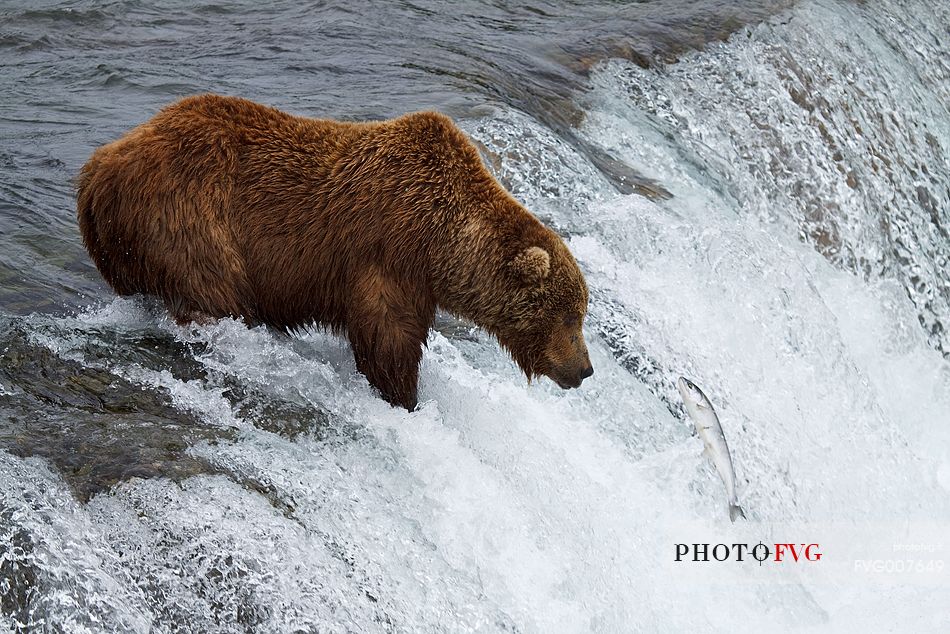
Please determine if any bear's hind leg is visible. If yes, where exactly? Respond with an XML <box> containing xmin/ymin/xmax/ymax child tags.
<box><xmin>164</xmin><ymin>295</ymin><xmax>216</xmax><ymax>326</ymax></box>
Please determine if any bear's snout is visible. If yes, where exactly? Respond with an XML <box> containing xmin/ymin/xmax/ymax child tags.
<box><xmin>550</xmin><ymin>356</ymin><xmax>594</xmax><ymax>390</ymax></box>
<box><xmin>541</xmin><ymin>324</ymin><xmax>594</xmax><ymax>390</ymax></box>
<box><xmin>565</xmin><ymin>363</ymin><xmax>593</xmax><ymax>389</ymax></box>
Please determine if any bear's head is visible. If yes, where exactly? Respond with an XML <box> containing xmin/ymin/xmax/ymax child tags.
<box><xmin>497</xmin><ymin>243</ymin><xmax>593</xmax><ymax>390</ymax></box>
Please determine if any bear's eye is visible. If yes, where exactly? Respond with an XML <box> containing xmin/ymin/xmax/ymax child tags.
<box><xmin>570</xmin><ymin>334</ymin><xmax>578</xmax><ymax>344</ymax></box>
<box><xmin>563</xmin><ymin>313</ymin><xmax>579</xmax><ymax>327</ymax></box>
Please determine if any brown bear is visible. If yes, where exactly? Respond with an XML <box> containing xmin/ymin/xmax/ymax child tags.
<box><xmin>77</xmin><ymin>94</ymin><xmax>593</xmax><ymax>410</ymax></box>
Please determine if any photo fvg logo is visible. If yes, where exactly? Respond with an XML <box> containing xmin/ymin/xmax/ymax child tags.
<box><xmin>675</xmin><ymin>542</ymin><xmax>822</xmax><ymax>564</ymax></box>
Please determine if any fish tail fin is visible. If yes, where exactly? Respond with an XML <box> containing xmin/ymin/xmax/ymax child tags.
<box><xmin>729</xmin><ymin>503</ymin><xmax>747</xmax><ymax>522</ymax></box>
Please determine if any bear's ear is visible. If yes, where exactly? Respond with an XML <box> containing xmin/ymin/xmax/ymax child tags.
<box><xmin>510</xmin><ymin>246</ymin><xmax>551</xmax><ymax>285</ymax></box>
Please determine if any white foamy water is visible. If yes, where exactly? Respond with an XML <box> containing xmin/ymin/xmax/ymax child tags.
<box><xmin>2</xmin><ymin>0</ymin><xmax>948</xmax><ymax>631</ymax></box>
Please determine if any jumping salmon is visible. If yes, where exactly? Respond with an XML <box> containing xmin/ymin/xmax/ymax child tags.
<box><xmin>676</xmin><ymin>376</ymin><xmax>746</xmax><ymax>522</ymax></box>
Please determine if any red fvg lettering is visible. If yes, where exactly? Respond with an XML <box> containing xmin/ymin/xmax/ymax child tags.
<box><xmin>774</xmin><ymin>544</ymin><xmax>822</xmax><ymax>562</ymax></box>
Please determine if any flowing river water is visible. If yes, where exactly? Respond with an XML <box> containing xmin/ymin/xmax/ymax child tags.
<box><xmin>0</xmin><ymin>0</ymin><xmax>948</xmax><ymax>631</ymax></box>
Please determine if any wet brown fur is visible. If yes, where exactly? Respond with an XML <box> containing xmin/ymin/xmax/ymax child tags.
<box><xmin>77</xmin><ymin>94</ymin><xmax>592</xmax><ymax>409</ymax></box>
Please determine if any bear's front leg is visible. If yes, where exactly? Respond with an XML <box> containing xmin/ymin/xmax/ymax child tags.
<box><xmin>348</xmin><ymin>268</ymin><xmax>433</xmax><ymax>410</ymax></box>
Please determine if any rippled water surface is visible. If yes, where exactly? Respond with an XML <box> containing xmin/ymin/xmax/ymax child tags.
<box><xmin>1</xmin><ymin>0</ymin><xmax>948</xmax><ymax>632</ymax></box>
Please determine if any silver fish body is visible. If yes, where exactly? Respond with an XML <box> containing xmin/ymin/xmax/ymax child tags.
<box><xmin>676</xmin><ymin>376</ymin><xmax>746</xmax><ymax>522</ymax></box>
